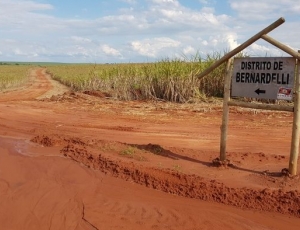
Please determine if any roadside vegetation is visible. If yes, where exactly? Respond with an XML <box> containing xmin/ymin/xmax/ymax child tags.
<box><xmin>0</xmin><ymin>65</ymin><xmax>31</xmax><ymax>91</ymax></box>
<box><xmin>0</xmin><ymin>53</ymin><xmax>229</xmax><ymax>101</ymax></box>
<box><xmin>46</xmin><ymin>53</ymin><xmax>227</xmax><ymax>102</ymax></box>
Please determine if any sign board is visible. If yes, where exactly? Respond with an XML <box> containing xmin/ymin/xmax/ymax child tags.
<box><xmin>231</xmin><ymin>57</ymin><xmax>296</xmax><ymax>100</ymax></box>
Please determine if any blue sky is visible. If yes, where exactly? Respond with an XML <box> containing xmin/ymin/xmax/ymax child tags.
<box><xmin>0</xmin><ymin>0</ymin><xmax>299</xmax><ymax>63</ymax></box>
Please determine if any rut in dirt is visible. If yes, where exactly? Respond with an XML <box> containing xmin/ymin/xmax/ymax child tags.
<box><xmin>31</xmin><ymin>135</ymin><xmax>300</xmax><ymax>217</ymax></box>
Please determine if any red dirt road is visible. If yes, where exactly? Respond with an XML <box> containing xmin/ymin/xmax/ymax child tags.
<box><xmin>0</xmin><ymin>68</ymin><xmax>300</xmax><ymax>230</ymax></box>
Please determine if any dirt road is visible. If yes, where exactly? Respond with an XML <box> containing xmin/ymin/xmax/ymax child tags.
<box><xmin>0</xmin><ymin>68</ymin><xmax>299</xmax><ymax>230</ymax></box>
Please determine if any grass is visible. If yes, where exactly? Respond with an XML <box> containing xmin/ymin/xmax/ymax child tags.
<box><xmin>172</xmin><ymin>164</ymin><xmax>182</xmax><ymax>172</ymax></box>
<box><xmin>120</xmin><ymin>146</ymin><xmax>136</xmax><ymax>157</ymax></box>
<box><xmin>0</xmin><ymin>51</ymin><xmax>238</xmax><ymax>102</ymax></box>
<box><xmin>0</xmin><ymin>65</ymin><xmax>31</xmax><ymax>91</ymax></box>
<box><xmin>120</xmin><ymin>146</ymin><xmax>147</xmax><ymax>161</ymax></box>
<box><xmin>46</xmin><ymin>53</ymin><xmax>227</xmax><ymax>102</ymax></box>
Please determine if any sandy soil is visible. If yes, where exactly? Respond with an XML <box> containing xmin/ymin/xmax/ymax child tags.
<box><xmin>0</xmin><ymin>68</ymin><xmax>300</xmax><ymax>230</ymax></box>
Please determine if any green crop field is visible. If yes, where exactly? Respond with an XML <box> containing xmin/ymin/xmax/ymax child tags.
<box><xmin>0</xmin><ymin>65</ymin><xmax>31</xmax><ymax>91</ymax></box>
<box><xmin>46</xmin><ymin>54</ymin><xmax>226</xmax><ymax>102</ymax></box>
<box><xmin>0</xmin><ymin>53</ymin><xmax>229</xmax><ymax>102</ymax></box>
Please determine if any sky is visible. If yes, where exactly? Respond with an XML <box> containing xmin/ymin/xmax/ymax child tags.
<box><xmin>0</xmin><ymin>0</ymin><xmax>299</xmax><ymax>63</ymax></box>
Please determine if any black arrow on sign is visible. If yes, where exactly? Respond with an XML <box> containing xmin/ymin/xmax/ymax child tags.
<box><xmin>255</xmin><ymin>88</ymin><xmax>266</xmax><ymax>95</ymax></box>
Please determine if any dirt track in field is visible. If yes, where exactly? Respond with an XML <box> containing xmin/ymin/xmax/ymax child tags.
<box><xmin>0</xmin><ymin>68</ymin><xmax>300</xmax><ymax>230</ymax></box>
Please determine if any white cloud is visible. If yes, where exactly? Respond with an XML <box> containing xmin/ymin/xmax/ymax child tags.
<box><xmin>202</xmin><ymin>40</ymin><xmax>208</xmax><ymax>46</ymax></box>
<box><xmin>131</xmin><ymin>37</ymin><xmax>181</xmax><ymax>58</ymax></box>
<box><xmin>0</xmin><ymin>0</ymin><xmax>54</xmax><ymax>26</ymax></box>
<box><xmin>0</xmin><ymin>0</ymin><xmax>53</xmax><ymax>12</ymax></box>
<box><xmin>14</xmin><ymin>48</ymin><xmax>24</xmax><ymax>55</ymax></box>
<box><xmin>101</xmin><ymin>45</ymin><xmax>122</xmax><ymax>57</ymax></box>
<box><xmin>226</xmin><ymin>33</ymin><xmax>239</xmax><ymax>50</ymax></box>
<box><xmin>71</xmin><ymin>36</ymin><xmax>92</xmax><ymax>43</ymax></box>
<box><xmin>0</xmin><ymin>0</ymin><xmax>232</xmax><ymax>62</ymax></box>
<box><xmin>229</xmin><ymin>0</ymin><xmax>300</xmax><ymax>20</ymax></box>
<box><xmin>151</xmin><ymin>0</ymin><xmax>180</xmax><ymax>7</ymax></box>
<box><xmin>210</xmin><ymin>38</ymin><xmax>218</xmax><ymax>46</ymax></box>
<box><xmin>0</xmin><ymin>0</ymin><xmax>298</xmax><ymax>63</ymax></box>
<box><xmin>67</xmin><ymin>45</ymin><xmax>90</xmax><ymax>58</ymax></box>
<box><xmin>149</xmin><ymin>0</ymin><xmax>229</xmax><ymax>28</ymax></box>
<box><xmin>103</xmin><ymin>14</ymin><xmax>135</xmax><ymax>22</ymax></box>
<box><xmin>11</xmin><ymin>47</ymin><xmax>43</xmax><ymax>59</ymax></box>
<box><xmin>160</xmin><ymin>9</ymin><xmax>183</xmax><ymax>18</ymax></box>
<box><xmin>245</xmin><ymin>43</ymin><xmax>285</xmax><ymax>57</ymax></box>
<box><xmin>121</xmin><ymin>0</ymin><xmax>137</xmax><ymax>4</ymax></box>
<box><xmin>0</xmin><ymin>1</ymin><xmax>63</xmax><ymax>35</ymax></box>
<box><xmin>183</xmin><ymin>46</ymin><xmax>196</xmax><ymax>56</ymax></box>
<box><xmin>248</xmin><ymin>43</ymin><xmax>270</xmax><ymax>53</ymax></box>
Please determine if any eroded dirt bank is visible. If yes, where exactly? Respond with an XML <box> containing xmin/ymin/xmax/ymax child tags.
<box><xmin>0</xmin><ymin>68</ymin><xmax>299</xmax><ymax>229</ymax></box>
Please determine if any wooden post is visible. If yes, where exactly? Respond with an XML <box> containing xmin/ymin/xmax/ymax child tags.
<box><xmin>220</xmin><ymin>59</ymin><xmax>233</xmax><ymax>161</ymax></box>
<box><xmin>289</xmin><ymin>51</ymin><xmax>300</xmax><ymax>175</ymax></box>
<box><xmin>261</xmin><ymin>35</ymin><xmax>300</xmax><ymax>60</ymax></box>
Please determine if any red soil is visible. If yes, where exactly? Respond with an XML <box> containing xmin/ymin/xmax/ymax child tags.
<box><xmin>0</xmin><ymin>68</ymin><xmax>299</xmax><ymax>230</ymax></box>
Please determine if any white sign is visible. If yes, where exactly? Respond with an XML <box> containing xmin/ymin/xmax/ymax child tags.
<box><xmin>231</xmin><ymin>57</ymin><xmax>296</xmax><ymax>100</ymax></box>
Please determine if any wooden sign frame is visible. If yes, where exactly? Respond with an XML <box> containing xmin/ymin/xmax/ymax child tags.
<box><xmin>198</xmin><ymin>17</ymin><xmax>300</xmax><ymax>175</ymax></box>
